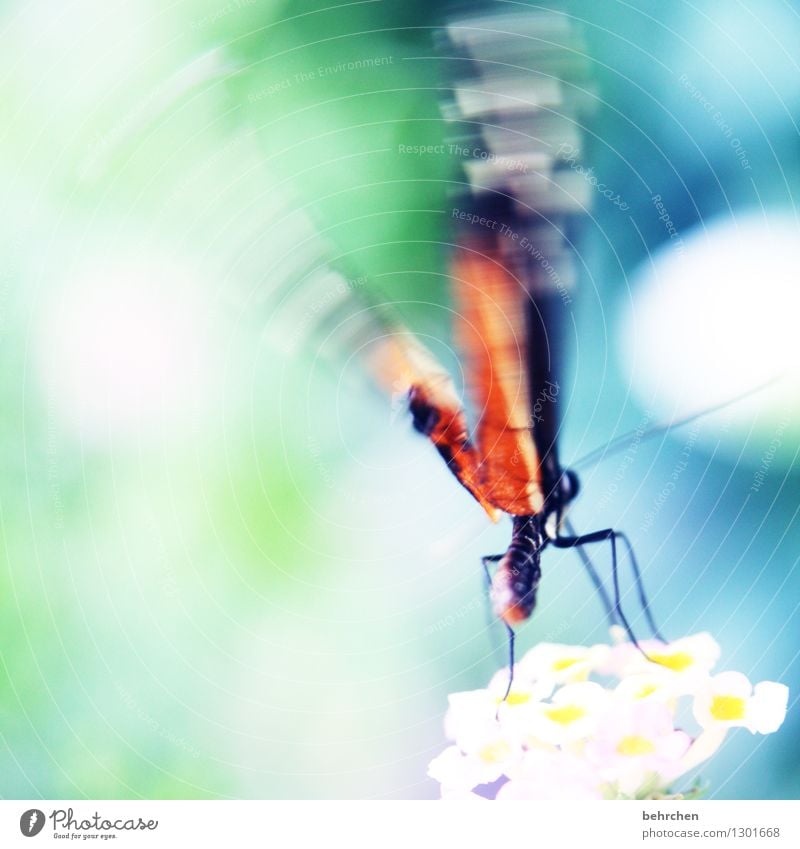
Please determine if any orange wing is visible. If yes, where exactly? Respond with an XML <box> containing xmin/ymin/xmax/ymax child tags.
<box><xmin>451</xmin><ymin>245</ymin><xmax>545</xmax><ymax>516</ymax></box>
<box><xmin>367</xmin><ymin>326</ymin><xmax>500</xmax><ymax>521</ymax></box>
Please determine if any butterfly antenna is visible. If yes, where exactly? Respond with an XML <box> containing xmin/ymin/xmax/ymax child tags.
<box><xmin>571</xmin><ymin>374</ymin><xmax>786</xmax><ymax>472</ymax></box>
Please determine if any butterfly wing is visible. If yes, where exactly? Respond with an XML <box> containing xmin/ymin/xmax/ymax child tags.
<box><xmin>451</xmin><ymin>236</ymin><xmax>545</xmax><ymax>517</ymax></box>
<box><xmin>365</xmin><ymin>319</ymin><xmax>501</xmax><ymax>522</ymax></box>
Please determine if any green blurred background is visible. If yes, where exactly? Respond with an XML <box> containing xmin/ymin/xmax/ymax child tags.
<box><xmin>1</xmin><ymin>0</ymin><xmax>798</xmax><ymax>799</ymax></box>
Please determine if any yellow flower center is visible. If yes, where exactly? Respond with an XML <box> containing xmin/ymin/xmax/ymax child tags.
<box><xmin>499</xmin><ymin>691</ymin><xmax>531</xmax><ymax>706</ymax></box>
<box><xmin>636</xmin><ymin>684</ymin><xmax>658</xmax><ymax>699</ymax></box>
<box><xmin>552</xmin><ymin>657</ymin><xmax>580</xmax><ymax>671</ymax></box>
<box><xmin>478</xmin><ymin>740</ymin><xmax>511</xmax><ymax>764</ymax></box>
<box><xmin>617</xmin><ymin>735</ymin><xmax>656</xmax><ymax>757</ymax></box>
<box><xmin>710</xmin><ymin>695</ymin><xmax>747</xmax><ymax>721</ymax></box>
<box><xmin>544</xmin><ymin>704</ymin><xmax>585</xmax><ymax>725</ymax></box>
<box><xmin>650</xmin><ymin>651</ymin><xmax>693</xmax><ymax>671</ymax></box>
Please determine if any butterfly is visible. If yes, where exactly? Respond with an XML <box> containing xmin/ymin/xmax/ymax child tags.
<box><xmin>364</xmin><ymin>192</ymin><xmax>662</xmax><ymax>661</ymax></box>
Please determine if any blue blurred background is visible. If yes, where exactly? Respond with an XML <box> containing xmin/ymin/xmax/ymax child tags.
<box><xmin>1</xmin><ymin>0</ymin><xmax>798</xmax><ymax>799</ymax></box>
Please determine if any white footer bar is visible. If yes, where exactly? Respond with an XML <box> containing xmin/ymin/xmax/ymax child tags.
<box><xmin>2</xmin><ymin>800</ymin><xmax>799</xmax><ymax>848</ymax></box>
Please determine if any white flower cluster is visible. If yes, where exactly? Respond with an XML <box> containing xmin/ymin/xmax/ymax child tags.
<box><xmin>428</xmin><ymin>630</ymin><xmax>789</xmax><ymax>800</ymax></box>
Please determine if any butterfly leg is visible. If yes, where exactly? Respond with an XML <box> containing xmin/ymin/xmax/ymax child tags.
<box><xmin>616</xmin><ymin>531</ymin><xmax>666</xmax><ymax>642</ymax></box>
<box><xmin>562</xmin><ymin>517</ymin><xmax>617</xmax><ymax>628</ymax></box>
<box><xmin>482</xmin><ymin>554</ymin><xmax>516</xmax><ymax>702</ymax></box>
<box><xmin>481</xmin><ymin>554</ymin><xmax>503</xmax><ymax>585</ymax></box>
<box><xmin>552</xmin><ymin>528</ymin><xmax>665</xmax><ymax>648</ymax></box>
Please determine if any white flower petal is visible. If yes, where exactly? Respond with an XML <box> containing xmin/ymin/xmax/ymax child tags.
<box><xmin>614</xmin><ymin>672</ymin><xmax>679</xmax><ymax>706</ymax></box>
<box><xmin>623</xmin><ymin>633</ymin><xmax>721</xmax><ymax>685</ymax></box>
<box><xmin>710</xmin><ymin>671</ymin><xmax>753</xmax><ymax>699</ymax></box>
<box><xmin>445</xmin><ymin>689</ymin><xmax>497</xmax><ymax>744</ymax></box>
<box><xmin>526</xmin><ymin>682</ymin><xmax>610</xmax><ymax>745</ymax></box>
<box><xmin>428</xmin><ymin>746</ymin><xmax>473</xmax><ymax>788</ymax></box>
<box><xmin>748</xmin><ymin>682</ymin><xmax>789</xmax><ymax>734</ymax></box>
<box><xmin>428</xmin><ymin>741</ymin><xmax>515</xmax><ymax>791</ymax></box>
<box><xmin>518</xmin><ymin>642</ymin><xmax>609</xmax><ymax>684</ymax></box>
<box><xmin>496</xmin><ymin>749</ymin><xmax>603</xmax><ymax>800</ymax></box>
<box><xmin>585</xmin><ymin>701</ymin><xmax>689</xmax><ymax>792</ymax></box>
<box><xmin>488</xmin><ymin>668</ymin><xmax>554</xmax><ymax>706</ymax></box>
